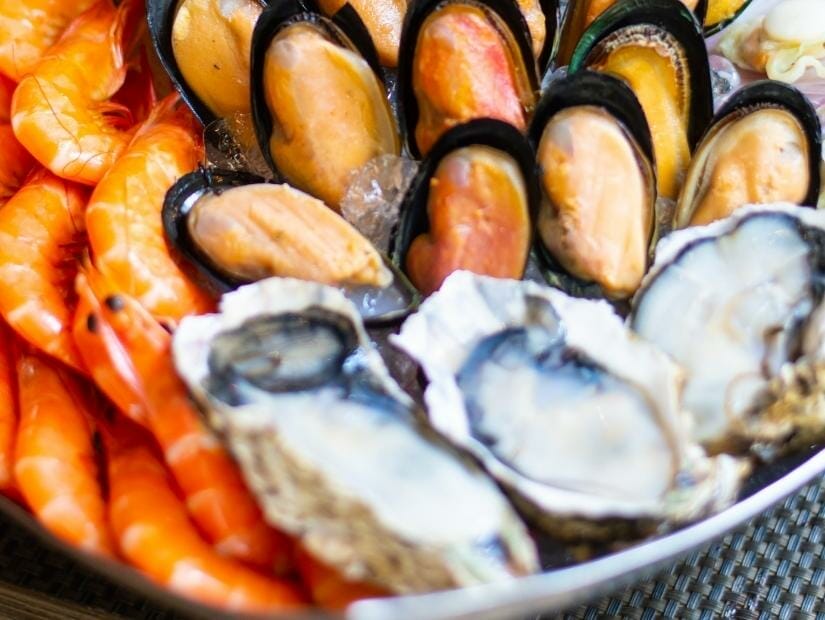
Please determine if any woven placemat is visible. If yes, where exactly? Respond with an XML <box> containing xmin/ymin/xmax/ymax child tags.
<box><xmin>1</xmin><ymin>479</ymin><xmax>825</xmax><ymax>619</ymax></box>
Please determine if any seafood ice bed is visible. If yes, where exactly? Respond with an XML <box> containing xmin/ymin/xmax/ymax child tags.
<box><xmin>0</xmin><ymin>0</ymin><xmax>823</xmax><ymax>616</ymax></box>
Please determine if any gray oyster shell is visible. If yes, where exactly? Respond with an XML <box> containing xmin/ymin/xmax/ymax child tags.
<box><xmin>632</xmin><ymin>203</ymin><xmax>825</xmax><ymax>458</ymax></box>
<box><xmin>392</xmin><ymin>271</ymin><xmax>745</xmax><ymax>540</ymax></box>
<box><xmin>172</xmin><ymin>277</ymin><xmax>538</xmax><ymax>593</ymax></box>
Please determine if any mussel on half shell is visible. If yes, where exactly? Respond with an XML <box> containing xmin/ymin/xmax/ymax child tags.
<box><xmin>392</xmin><ymin>271</ymin><xmax>746</xmax><ymax>540</ymax></box>
<box><xmin>250</xmin><ymin>0</ymin><xmax>400</xmax><ymax>210</ymax></box>
<box><xmin>391</xmin><ymin>120</ymin><xmax>538</xmax><ymax>296</ymax></box>
<box><xmin>632</xmin><ymin>205</ymin><xmax>825</xmax><ymax>457</ymax></box>
<box><xmin>162</xmin><ymin>167</ymin><xmax>419</xmax><ymax>325</ymax></box>
<box><xmin>173</xmin><ymin>277</ymin><xmax>539</xmax><ymax>593</ymax></box>
<box><xmin>147</xmin><ymin>0</ymin><xmax>266</xmax><ymax>127</ymax></box>
<box><xmin>568</xmin><ymin>0</ymin><xmax>714</xmax><ymax>202</ymax></box>
<box><xmin>397</xmin><ymin>0</ymin><xmax>539</xmax><ymax>158</ymax></box>
<box><xmin>672</xmin><ymin>81</ymin><xmax>822</xmax><ymax>229</ymax></box>
<box><xmin>528</xmin><ymin>70</ymin><xmax>657</xmax><ymax>301</ymax></box>
<box><xmin>704</xmin><ymin>0</ymin><xmax>753</xmax><ymax>35</ymax></box>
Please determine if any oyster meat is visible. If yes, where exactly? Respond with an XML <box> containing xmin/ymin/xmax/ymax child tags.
<box><xmin>173</xmin><ymin>277</ymin><xmax>538</xmax><ymax>592</ymax></box>
<box><xmin>632</xmin><ymin>205</ymin><xmax>825</xmax><ymax>456</ymax></box>
<box><xmin>393</xmin><ymin>271</ymin><xmax>745</xmax><ymax>539</ymax></box>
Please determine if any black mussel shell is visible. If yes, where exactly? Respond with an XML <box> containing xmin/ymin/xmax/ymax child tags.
<box><xmin>390</xmin><ymin>119</ymin><xmax>541</xmax><ymax>288</ymax></box>
<box><xmin>536</xmin><ymin>0</ymin><xmax>561</xmax><ymax>73</ymax></box>
<box><xmin>250</xmin><ymin>0</ymin><xmax>387</xmax><ymax>178</ymax></box>
<box><xmin>162</xmin><ymin>167</ymin><xmax>419</xmax><ymax>326</ymax></box>
<box><xmin>527</xmin><ymin>70</ymin><xmax>656</xmax><ymax>304</ymax></box>
<box><xmin>555</xmin><ymin>0</ymin><xmax>707</xmax><ymax>67</ymax></box>
<box><xmin>674</xmin><ymin>80</ymin><xmax>823</xmax><ymax>226</ymax></box>
<box><xmin>567</xmin><ymin>0</ymin><xmax>714</xmax><ymax>150</ymax></box>
<box><xmin>146</xmin><ymin>0</ymin><xmax>269</xmax><ymax>128</ymax></box>
<box><xmin>397</xmin><ymin>0</ymin><xmax>541</xmax><ymax>159</ymax></box>
<box><xmin>704</xmin><ymin>0</ymin><xmax>753</xmax><ymax>36</ymax></box>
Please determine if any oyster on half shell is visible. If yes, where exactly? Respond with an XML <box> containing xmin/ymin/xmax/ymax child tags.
<box><xmin>172</xmin><ymin>277</ymin><xmax>538</xmax><ymax>593</ymax></box>
<box><xmin>632</xmin><ymin>205</ymin><xmax>825</xmax><ymax>458</ymax></box>
<box><xmin>392</xmin><ymin>271</ymin><xmax>746</xmax><ymax>540</ymax></box>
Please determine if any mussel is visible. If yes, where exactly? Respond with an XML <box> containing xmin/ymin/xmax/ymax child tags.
<box><xmin>704</xmin><ymin>0</ymin><xmax>753</xmax><ymax>35</ymax></box>
<box><xmin>250</xmin><ymin>0</ymin><xmax>400</xmax><ymax>210</ymax></box>
<box><xmin>147</xmin><ymin>0</ymin><xmax>265</xmax><ymax>127</ymax></box>
<box><xmin>173</xmin><ymin>277</ymin><xmax>539</xmax><ymax>592</ymax></box>
<box><xmin>163</xmin><ymin>168</ymin><xmax>418</xmax><ymax>325</ymax></box>
<box><xmin>397</xmin><ymin>0</ymin><xmax>539</xmax><ymax>157</ymax></box>
<box><xmin>529</xmin><ymin>71</ymin><xmax>656</xmax><ymax>300</ymax></box>
<box><xmin>312</xmin><ymin>0</ymin><xmax>407</xmax><ymax>67</ymax></box>
<box><xmin>556</xmin><ymin>0</ymin><xmax>707</xmax><ymax>66</ymax></box>
<box><xmin>632</xmin><ymin>206</ymin><xmax>825</xmax><ymax>457</ymax></box>
<box><xmin>673</xmin><ymin>81</ymin><xmax>822</xmax><ymax>229</ymax></box>
<box><xmin>393</xmin><ymin>271</ymin><xmax>746</xmax><ymax>540</ymax></box>
<box><xmin>391</xmin><ymin>120</ymin><xmax>538</xmax><ymax>296</ymax></box>
<box><xmin>568</xmin><ymin>0</ymin><xmax>714</xmax><ymax>202</ymax></box>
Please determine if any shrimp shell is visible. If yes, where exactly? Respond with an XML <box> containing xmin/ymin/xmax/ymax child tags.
<box><xmin>0</xmin><ymin>322</ymin><xmax>16</xmax><ymax>493</ymax></box>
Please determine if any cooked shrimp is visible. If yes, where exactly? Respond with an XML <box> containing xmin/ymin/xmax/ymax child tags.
<box><xmin>0</xmin><ymin>76</ymin><xmax>35</xmax><ymax>206</ymax></box>
<box><xmin>86</xmin><ymin>95</ymin><xmax>212</xmax><ymax>324</ymax></box>
<box><xmin>75</xmin><ymin>266</ymin><xmax>292</xmax><ymax>571</ymax></box>
<box><xmin>14</xmin><ymin>349</ymin><xmax>114</xmax><ymax>555</ymax></box>
<box><xmin>73</xmin><ymin>272</ymin><xmax>147</xmax><ymax>426</ymax></box>
<box><xmin>0</xmin><ymin>0</ymin><xmax>99</xmax><ymax>81</ymax></box>
<box><xmin>11</xmin><ymin>0</ymin><xmax>144</xmax><ymax>186</ymax></box>
<box><xmin>103</xmin><ymin>416</ymin><xmax>306</xmax><ymax>612</ymax></box>
<box><xmin>294</xmin><ymin>546</ymin><xmax>387</xmax><ymax>610</ymax></box>
<box><xmin>0</xmin><ymin>322</ymin><xmax>16</xmax><ymax>493</ymax></box>
<box><xmin>0</xmin><ymin>168</ymin><xmax>88</xmax><ymax>371</ymax></box>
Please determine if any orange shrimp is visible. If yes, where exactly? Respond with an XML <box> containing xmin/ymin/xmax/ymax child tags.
<box><xmin>294</xmin><ymin>547</ymin><xmax>388</xmax><ymax>610</ymax></box>
<box><xmin>103</xmin><ymin>416</ymin><xmax>306</xmax><ymax>612</ymax></box>
<box><xmin>0</xmin><ymin>0</ymin><xmax>99</xmax><ymax>82</ymax></box>
<box><xmin>86</xmin><ymin>95</ymin><xmax>212</xmax><ymax>324</ymax></box>
<box><xmin>14</xmin><ymin>349</ymin><xmax>114</xmax><ymax>555</ymax></box>
<box><xmin>0</xmin><ymin>76</ymin><xmax>36</xmax><ymax>206</ymax></box>
<box><xmin>75</xmin><ymin>267</ymin><xmax>293</xmax><ymax>572</ymax></box>
<box><xmin>10</xmin><ymin>0</ymin><xmax>144</xmax><ymax>186</ymax></box>
<box><xmin>0</xmin><ymin>322</ymin><xmax>17</xmax><ymax>493</ymax></box>
<box><xmin>0</xmin><ymin>168</ymin><xmax>88</xmax><ymax>371</ymax></box>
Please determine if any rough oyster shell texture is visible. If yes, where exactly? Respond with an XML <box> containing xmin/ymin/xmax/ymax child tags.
<box><xmin>392</xmin><ymin>271</ymin><xmax>746</xmax><ymax>540</ymax></box>
<box><xmin>172</xmin><ymin>277</ymin><xmax>538</xmax><ymax>594</ymax></box>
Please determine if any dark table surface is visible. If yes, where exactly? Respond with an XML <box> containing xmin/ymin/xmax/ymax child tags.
<box><xmin>1</xmin><ymin>476</ymin><xmax>825</xmax><ymax>619</ymax></box>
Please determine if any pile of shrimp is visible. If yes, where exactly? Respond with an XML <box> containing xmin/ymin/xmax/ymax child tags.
<box><xmin>0</xmin><ymin>0</ymin><xmax>384</xmax><ymax>613</ymax></box>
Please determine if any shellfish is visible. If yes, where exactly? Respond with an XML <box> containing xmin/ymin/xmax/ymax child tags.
<box><xmin>393</xmin><ymin>271</ymin><xmax>746</xmax><ymax>540</ymax></box>
<box><xmin>397</xmin><ymin>0</ymin><xmax>539</xmax><ymax>157</ymax></box>
<box><xmin>251</xmin><ymin>1</ymin><xmax>400</xmax><ymax>210</ymax></box>
<box><xmin>673</xmin><ymin>81</ymin><xmax>822</xmax><ymax>228</ymax></box>
<box><xmin>173</xmin><ymin>277</ymin><xmax>539</xmax><ymax>593</ymax></box>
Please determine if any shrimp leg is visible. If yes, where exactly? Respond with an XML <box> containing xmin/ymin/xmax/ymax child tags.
<box><xmin>14</xmin><ymin>349</ymin><xmax>114</xmax><ymax>555</ymax></box>
<box><xmin>0</xmin><ymin>169</ymin><xmax>88</xmax><ymax>371</ymax></box>
<box><xmin>104</xmin><ymin>416</ymin><xmax>307</xmax><ymax>612</ymax></box>
<box><xmin>75</xmin><ymin>268</ymin><xmax>293</xmax><ymax>572</ymax></box>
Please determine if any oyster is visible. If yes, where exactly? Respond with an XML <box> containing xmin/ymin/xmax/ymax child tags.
<box><xmin>392</xmin><ymin>120</ymin><xmax>537</xmax><ymax>296</ymax></box>
<box><xmin>172</xmin><ymin>277</ymin><xmax>539</xmax><ymax>593</ymax></box>
<box><xmin>529</xmin><ymin>71</ymin><xmax>656</xmax><ymax>300</ymax></box>
<box><xmin>251</xmin><ymin>2</ymin><xmax>400</xmax><ymax>210</ymax></box>
<box><xmin>398</xmin><ymin>0</ymin><xmax>539</xmax><ymax>157</ymax></box>
<box><xmin>315</xmin><ymin>0</ymin><xmax>407</xmax><ymax>67</ymax></box>
<box><xmin>163</xmin><ymin>168</ymin><xmax>419</xmax><ymax>326</ymax></box>
<box><xmin>569</xmin><ymin>0</ymin><xmax>713</xmax><ymax>201</ymax></box>
<box><xmin>719</xmin><ymin>0</ymin><xmax>825</xmax><ymax>83</ymax></box>
<box><xmin>673</xmin><ymin>81</ymin><xmax>822</xmax><ymax>229</ymax></box>
<box><xmin>632</xmin><ymin>205</ymin><xmax>825</xmax><ymax>456</ymax></box>
<box><xmin>392</xmin><ymin>271</ymin><xmax>745</xmax><ymax>540</ymax></box>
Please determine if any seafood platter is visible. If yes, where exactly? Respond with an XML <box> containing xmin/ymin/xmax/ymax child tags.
<box><xmin>0</xmin><ymin>0</ymin><xmax>824</xmax><ymax>616</ymax></box>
